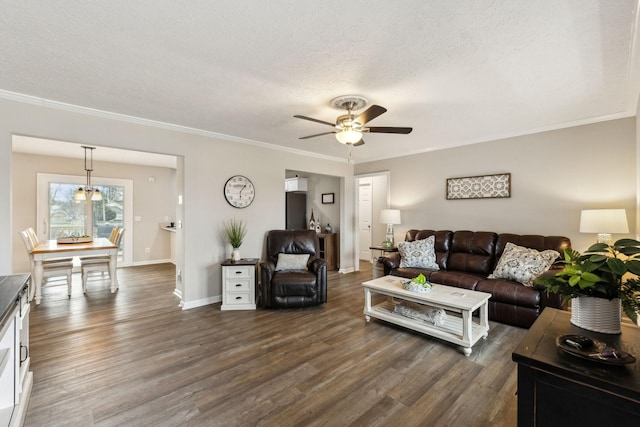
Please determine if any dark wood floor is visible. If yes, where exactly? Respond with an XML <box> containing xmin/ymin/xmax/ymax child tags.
<box><xmin>24</xmin><ymin>262</ymin><xmax>525</xmax><ymax>426</ymax></box>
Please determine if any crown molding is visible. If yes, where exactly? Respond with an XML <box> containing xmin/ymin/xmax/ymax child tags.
<box><xmin>0</xmin><ymin>89</ymin><xmax>347</xmax><ymax>163</ymax></box>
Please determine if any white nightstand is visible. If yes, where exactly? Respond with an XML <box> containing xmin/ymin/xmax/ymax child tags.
<box><xmin>221</xmin><ymin>258</ymin><xmax>258</xmax><ymax>310</ymax></box>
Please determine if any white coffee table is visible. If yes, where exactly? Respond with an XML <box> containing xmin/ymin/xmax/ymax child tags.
<box><xmin>362</xmin><ymin>276</ymin><xmax>492</xmax><ymax>356</ymax></box>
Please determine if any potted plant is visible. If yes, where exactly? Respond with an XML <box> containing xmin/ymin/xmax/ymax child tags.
<box><xmin>224</xmin><ymin>218</ymin><xmax>247</xmax><ymax>262</ymax></box>
<box><xmin>535</xmin><ymin>238</ymin><xmax>640</xmax><ymax>333</ymax></box>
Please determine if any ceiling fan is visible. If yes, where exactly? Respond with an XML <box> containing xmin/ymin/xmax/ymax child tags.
<box><xmin>294</xmin><ymin>95</ymin><xmax>412</xmax><ymax>146</ymax></box>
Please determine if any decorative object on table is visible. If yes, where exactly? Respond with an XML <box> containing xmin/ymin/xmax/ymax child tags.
<box><xmin>393</xmin><ymin>302</ymin><xmax>447</xmax><ymax>326</ymax></box>
<box><xmin>223</xmin><ymin>175</ymin><xmax>255</xmax><ymax>208</ymax></box>
<box><xmin>401</xmin><ymin>273</ymin><xmax>432</xmax><ymax>293</ymax></box>
<box><xmin>57</xmin><ymin>235</ymin><xmax>93</xmax><ymax>244</ymax></box>
<box><xmin>224</xmin><ymin>218</ymin><xmax>247</xmax><ymax>262</ymax></box>
<box><xmin>379</xmin><ymin>209</ymin><xmax>401</xmax><ymax>246</ymax></box>
<box><xmin>446</xmin><ymin>173</ymin><xmax>510</xmax><ymax>200</ymax></box>
<box><xmin>321</xmin><ymin>193</ymin><xmax>334</xmax><ymax>204</ymax></box>
<box><xmin>74</xmin><ymin>145</ymin><xmax>103</xmax><ymax>202</ymax></box>
<box><xmin>556</xmin><ymin>334</ymin><xmax>635</xmax><ymax>365</ymax></box>
<box><xmin>324</xmin><ymin>223</ymin><xmax>332</xmax><ymax>234</ymax></box>
<box><xmin>535</xmin><ymin>238</ymin><xmax>640</xmax><ymax>334</ymax></box>
<box><xmin>579</xmin><ymin>209</ymin><xmax>629</xmax><ymax>245</ymax></box>
<box><xmin>308</xmin><ymin>209</ymin><xmax>315</xmax><ymax>230</ymax></box>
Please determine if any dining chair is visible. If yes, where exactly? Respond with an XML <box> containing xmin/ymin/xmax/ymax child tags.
<box><xmin>81</xmin><ymin>227</ymin><xmax>124</xmax><ymax>293</ymax></box>
<box><xmin>19</xmin><ymin>228</ymin><xmax>74</xmax><ymax>297</ymax></box>
<box><xmin>78</xmin><ymin>226</ymin><xmax>120</xmax><ymax>265</ymax></box>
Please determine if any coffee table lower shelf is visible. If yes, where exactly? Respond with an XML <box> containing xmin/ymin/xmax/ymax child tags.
<box><xmin>365</xmin><ymin>300</ymin><xmax>488</xmax><ymax>356</ymax></box>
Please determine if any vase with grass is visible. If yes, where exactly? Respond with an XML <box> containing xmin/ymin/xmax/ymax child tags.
<box><xmin>224</xmin><ymin>218</ymin><xmax>247</xmax><ymax>262</ymax></box>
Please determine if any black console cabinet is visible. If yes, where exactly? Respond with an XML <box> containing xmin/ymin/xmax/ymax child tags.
<box><xmin>512</xmin><ymin>308</ymin><xmax>640</xmax><ymax>426</ymax></box>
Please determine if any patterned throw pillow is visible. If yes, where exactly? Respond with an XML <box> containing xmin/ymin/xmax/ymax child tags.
<box><xmin>398</xmin><ymin>236</ymin><xmax>439</xmax><ymax>270</ymax></box>
<box><xmin>275</xmin><ymin>253</ymin><xmax>310</xmax><ymax>271</ymax></box>
<box><xmin>488</xmin><ymin>242</ymin><xmax>559</xmax><ymax>286</ymax></box>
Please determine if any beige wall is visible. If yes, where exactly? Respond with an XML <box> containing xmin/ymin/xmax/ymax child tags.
<box><xmin>355</xmin><ymin>118</ymin><xmax>637</xmax><ymax>252</ymax></box>
<box><xmin>12</xmin><ymin>152</ymin><xmax>175</xmax><ymax>273</ymax></box>
<box><xmin>0</xmin><ymin>97</ymin><xmax>356</xmax><ymax>308</ymax></box>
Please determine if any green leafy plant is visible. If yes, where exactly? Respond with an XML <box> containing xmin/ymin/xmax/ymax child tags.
<box><xmin>224</xmin><ymin>218</ymin><xmax>247</xmax><ymax>249</ymax></box>
<box><xmin>413</xmin><ymin>273</ymin><xmax>427</xmax><ymax>285</ymax></box>
<box><xmin>534</xmin><ymin>239</ymin><xmax>640</xmax><ymax>323</ymax></box>
<box><xmin>412</xmin><ymin>273</ymin><xmax>431</xmax><ymax>289</ymax></box>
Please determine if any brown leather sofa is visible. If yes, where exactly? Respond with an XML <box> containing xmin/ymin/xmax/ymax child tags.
<box><xmin>379</xmin><ymin>229</ymin><xmax>571</xmax><ymax>328</ymax></box>
<box><xmin>260</xmin><ymin>229</ymin><xmax>327</xmax><ymax>308</ymax></box>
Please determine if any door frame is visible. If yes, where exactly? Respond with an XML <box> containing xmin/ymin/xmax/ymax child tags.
<box><xmin>354</xmin><ymin>171</ymin><xmax>391</xmax><ymax>271</ymax></box>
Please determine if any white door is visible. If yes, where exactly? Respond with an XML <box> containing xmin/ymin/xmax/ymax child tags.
<box><xmin>37</xmin><ymin>173</ymin><xmax>134</xmax><ymax>266</ymax></box>
<box><xmin>358</xmin><ymin>179</ymin><xmax>372</xmax><ymax>261</ymax></box>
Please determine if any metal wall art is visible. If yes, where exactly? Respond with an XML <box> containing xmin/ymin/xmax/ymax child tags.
<box><xmin>446</xmin><ymin>173</ymin><xmax>511</xmax><ymax>200</ymax></box>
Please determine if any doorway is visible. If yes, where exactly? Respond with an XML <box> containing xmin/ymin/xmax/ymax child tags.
<box><xmin>355</xmin><ymin>172</ymin><xmax>390</xmax><ymax>263</ymax></box>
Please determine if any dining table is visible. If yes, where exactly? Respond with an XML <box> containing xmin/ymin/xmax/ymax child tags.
<box><xmin>30</xmin><ymin>237</ymin><xmax>118</xmax><ymax>304</ymax></box>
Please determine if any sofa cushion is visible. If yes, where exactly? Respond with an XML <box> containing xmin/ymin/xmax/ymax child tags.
<box><xmin>428</xmin><ymin>270</ymin><xmax>485</xmax><ymax>290</ymax></box>
<box><xmin>398</xmin><ymin>236</ymin><xmax>439</xmax><ymax>269</ymax></box>
<box><xmin>447</xmin><ymin>231</ymin><xmax>497</xmax><ymax>275</ymax></box>
<box><xmin>488</xmin><ymin>242</ymin><xmax>559</xmax><ymax>286</ymax></box>
<box><xmin>275</xmin><ymin>253</ymin><xmax>310</xmax><ymax>271</ymax></box>
<box><xmin>476</xmin><ymin>278</ymin><xmax>540</xmax><ymax>308</ymax></box>
<box><xmin>392</xmin><ymin>267</ymin><xmax>437</xmax><ymax>281</ymax></box>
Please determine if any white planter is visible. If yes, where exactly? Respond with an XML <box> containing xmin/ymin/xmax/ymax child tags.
<box><xmin>570</xmin><ymin>296</ymin><xmax>621</xmax><ymax>334</ymax></box>
<box><xmin>231</xmin><ymin>248</ymin><xmax>241</xmax><ymax>262</ymax></box>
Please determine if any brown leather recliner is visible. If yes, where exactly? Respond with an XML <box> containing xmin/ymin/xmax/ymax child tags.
<box><xmin>260</xmin><ymin>229</ymin><xmax>327</xmax><ymax>308</ymax></box>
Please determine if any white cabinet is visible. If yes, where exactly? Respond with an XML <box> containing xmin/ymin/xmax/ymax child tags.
<box><xmin>285</xmin><ymin>178</ymin><xmax>308</xmax><ymax>192</ymax></box>
<box><xmin>221</xmin><ymin>259</ymin><xmax>258</xmax><ymax>310</ymax></box>
<box><xmin>0</xmin><ymin>274</ymin><xmax>32</xmax><ymax>427</ymax></box>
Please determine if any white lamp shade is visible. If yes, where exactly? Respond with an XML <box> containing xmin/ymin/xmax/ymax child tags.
<box><xmin>380</xmin><ymin>209</ymin><xmax>401</xmax><ymax>225</ymax></box>
<box><xmin>335</xmin><ymin>129</ymin><xmax>362</xmax><ymax>144</ymax></box>
<box><xmin>579</xmin><ymin>209</ymin><xmax>629</xmax><ymax>234</ymax></box>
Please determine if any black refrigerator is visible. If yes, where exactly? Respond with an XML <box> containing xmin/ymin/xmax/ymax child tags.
<box><xmin>286</xmin><ymin>192</ymin><xmax>306</xmax><ymax>229</ymax></box>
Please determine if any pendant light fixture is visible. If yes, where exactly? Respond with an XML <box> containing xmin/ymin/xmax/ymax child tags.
<box><xmin>74</xmin><ymin>146</ymin><xmax>103</xmax><ymax>202</ymax></box>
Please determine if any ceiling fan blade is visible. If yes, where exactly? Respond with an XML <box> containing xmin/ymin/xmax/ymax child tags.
<box><xmin>293</xmin><ymin>115</ymin><xmax>335</xmax><ymax>127</ymax></box>
<box><xmin>353</xmin><ymin>139</ymin><xmax>365</xmax><ymax>147</ymax></box>
<box><xmin>356</xmin><ymin>105</ymin><xmax>387</xmax><ymax>125</ymax></box>
<box><xmin>367</xmin><ymin>126</ymin><xmax>413</xmax><ymax>134</ymax></box>
<box><xmin>299</xmin><ymin>131</ymin><xmax>336</xmax><ymax>140</ymax></box>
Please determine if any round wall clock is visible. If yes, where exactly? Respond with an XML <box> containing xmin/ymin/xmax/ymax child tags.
<box><xmin>224</xmin><ymin>175</ymin><xmax>255</xmax><ymax>208</ymax></box>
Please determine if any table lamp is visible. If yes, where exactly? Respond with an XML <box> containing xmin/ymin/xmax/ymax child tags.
<box><xmin>579</xmin><ymin>209</ymin><xmax>629</xmax><ymax>244</ymax></box>
<box><xmin>380</xmin><ymin>209</ymin><xmax>401</xmax><ymax>248</ymax></box>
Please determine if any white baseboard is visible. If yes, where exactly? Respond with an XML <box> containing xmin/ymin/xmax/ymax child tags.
<box><xmin>339</xmin><ymin>267</ymin><xmax>355</xmax><ymax>274</ymax></box>
<box><xmin>181</xmin><ymin>295</ymin><xmax>221</xmax><ymax>310</ymax></box>
<box><xmin>130</xmin><ymin>259</ymin><xmax>173</xmax><ymax>267</ymax></box>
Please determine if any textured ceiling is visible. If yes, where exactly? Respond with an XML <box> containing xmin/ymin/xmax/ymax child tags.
<box><xmin>2</xmin><ymin>1</ymin><xmax>640</xmax><ymax>163</ymax></box>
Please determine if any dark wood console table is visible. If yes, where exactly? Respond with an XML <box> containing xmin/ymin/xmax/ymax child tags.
<box><xmin>512</xmin><ymin>308</ymin><xmax>640</xmax><ymax>426</ymax></box>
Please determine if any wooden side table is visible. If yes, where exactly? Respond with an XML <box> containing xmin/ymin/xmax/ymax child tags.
<box><xmin>221</xmin><ymin>258</ymin><xmax>258</xmax><ymax>310</ymax></box>
<box><xmin>369</xmin><ymin>245</ymin><xmax>399</xmax><ymax>277</ymax></box>
<box><xmin>318</xmin><ymin>233</ymin><xmax>337</xmax><ymax>270</ymax></box>
<box><xmin>512</xmin><ymin>308</ymin><xmax>640</xmax><ymax>426</ymax></box>
<box><xmin>369</xmin><ymin>245</ymin><xmax>398</xmax><ymax>255</ymax></box>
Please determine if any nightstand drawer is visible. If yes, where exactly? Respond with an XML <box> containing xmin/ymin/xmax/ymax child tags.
<box><xmin>225</xmin><ymin>279</ymin><xmax>251</xmax><ymax>292</ymax></box>
<box><xmin>226</xmin><ymin>292</ymin><xmax>251</xmax><ymax>305</ymax></box>
<box><xmin>224</xmin><ymin>266</ymin><xmax>253</xmax><ymax>279</ymax></box>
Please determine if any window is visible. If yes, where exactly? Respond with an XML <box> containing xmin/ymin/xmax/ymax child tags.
<box><xmin>37</xmin><ymin>173</ymin><xmax>133</xmax><ymax>265</ymax></box>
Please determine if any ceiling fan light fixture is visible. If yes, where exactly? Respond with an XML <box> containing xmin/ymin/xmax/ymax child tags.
<box><xmin>335</xmin><ymin>128</ymin><xmax>362</xmax><ymax>145</ymax></box>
